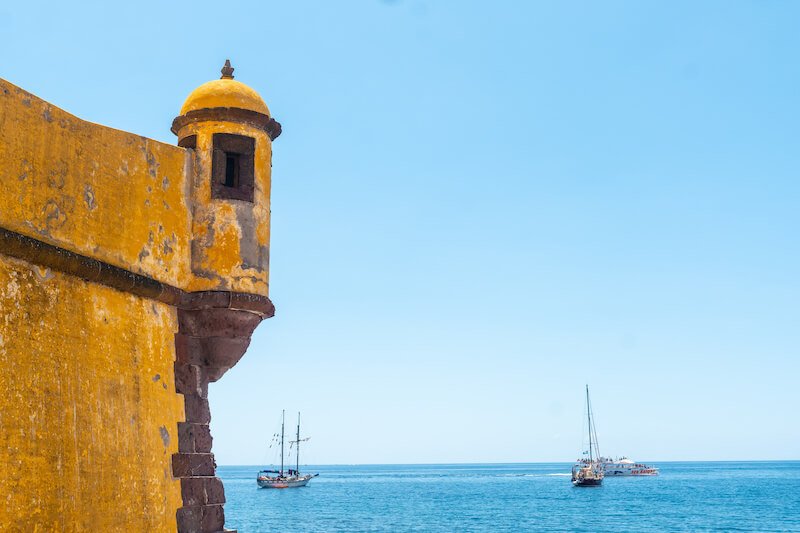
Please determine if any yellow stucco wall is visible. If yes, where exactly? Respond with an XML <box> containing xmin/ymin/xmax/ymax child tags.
<box><xmin>0</xmin><ymin>77</ymin><xmax>272</xmax><ymax>296</ymax></box>
<box><xmin>0</xmin><ymin>78</ymin><xmax>193</xmax><ymax>289</ymax></box>
<box><xmin>0</xmin><ymin>74</ymin><xmax>274</xmax><ymax>531</ymax></box>
<box><xmin>0</xmin><ymin>254</ymin><xmax>184</xmax><ymax>532</ymax></box>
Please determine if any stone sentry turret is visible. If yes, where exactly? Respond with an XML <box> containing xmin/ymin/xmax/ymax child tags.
<box><xmin>170</xmin><ymin>61</ymin><xmax>281</xmax><ymax>533</ymax></box>
<box><xmin>173</xmin><ymin>59</ymin><xmax>281</xmax><ymax>298</ymax></box>
<box><xmin>0</xmin><ymin>61</ymin><xmax>279</xmax><ymax>533</ymax></box>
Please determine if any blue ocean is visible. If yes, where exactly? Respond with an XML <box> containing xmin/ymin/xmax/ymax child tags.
<box><xmin>219</xmin><ymin>462</ymin><xmax>800</xmax><ymax>532</ymax></box>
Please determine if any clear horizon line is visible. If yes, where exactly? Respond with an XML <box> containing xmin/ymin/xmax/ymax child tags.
<box><xmin>219</xmin><ymin>458</ymin><xmax>800</xmax><ymax>467</ymax></box>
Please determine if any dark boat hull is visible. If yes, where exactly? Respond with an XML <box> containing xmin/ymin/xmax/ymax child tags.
<box><xmin>572</xmin><ymin>477</ymin><xmax>603</xmax><ymax>487</ymax></box>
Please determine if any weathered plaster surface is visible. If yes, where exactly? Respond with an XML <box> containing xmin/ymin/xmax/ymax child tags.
<box><xmin>0</xmin><ymin>255</ymin><xmax>184</xmax><ymax>532</ymax></box>
<box><xmin>0</xmin><ymin>78</ymin><xmax>273</xmax><ymax>297</ymax></box>
<box><xmin>0</xmin><ymin>73</ymin><xmax>275</xmax><ymax>533</ymax></box>
<box><xmin>179</xmin><ymin>120</ymin><xmax>272</xmax><ymax>295</ymax></box>
<box><xmin>0</xmin><ymin>78</ymin><xmax>192</xmax><ymax>289</ymax></box>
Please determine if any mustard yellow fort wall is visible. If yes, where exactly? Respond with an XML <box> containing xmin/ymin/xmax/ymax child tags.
<box><xmin>0</xmin><ymin>77</ymin><xmax>272</xmax><ymax>296</ymax></box>
<box><xmin>0</xmin><ymin>70</ymin><xmax>275</xmax><ymax>532</ymax></box>
<box><xmin>0</xmin><ymin>254</ymin><xmax>184</xmax><ymax>532</ymax></box>
<box><xmin>0</xmin><ymin>78</ymin><xmax>189</xmax><ymax>530</ymax></box>
<box><xmin>0</xmin><ymin>79</ymin><xmax>192</xmax><ymax>288</ymax></box>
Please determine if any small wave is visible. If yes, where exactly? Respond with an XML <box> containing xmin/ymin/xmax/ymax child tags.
<box><xmin>545</xmin><ymin>473</ymin><xmax>572</xmax><ymax>477</ymax></box>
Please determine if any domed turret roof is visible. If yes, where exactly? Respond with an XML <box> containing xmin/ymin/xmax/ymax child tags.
<box><xmin>179</xmin><ymin>60</ymin><xmax>270</xmax><ymax>117</ymax></box>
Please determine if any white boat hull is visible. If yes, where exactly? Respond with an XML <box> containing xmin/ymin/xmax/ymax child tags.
<box><xmin>603</xmin><ymin>468</ymin><xmax>658</xmax><ymax>476</ymax></box>
<box><xmin>257</xmin><ymin>474</ymin><xmax>316</xmax><ymax>489</ymax></box>
<box><xmin>601</xmin><ymin>460</ymin><xmax>659</xmax><ymax>476</ymax></box>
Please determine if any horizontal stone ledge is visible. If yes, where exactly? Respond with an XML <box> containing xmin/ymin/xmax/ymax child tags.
<box><xmin>0</xmin><ymin>226</ymin><xmax>180</xmax><ymax>304</ymax></box>
<box><xmin>0</xmin><ymin>226</ymin><xmax>275</xmax><ymax>316</ymax></box>
<box><xmin>181</xmin><ymin>290</ymin><xmax>275</xmax><ymax>315</ymax></box>
<box><xmin>172</xmin><ymin>106</ymin><xmax>282</xmax><ymax>140</ymax></box>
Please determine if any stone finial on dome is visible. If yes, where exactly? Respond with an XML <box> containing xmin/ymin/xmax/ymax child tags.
<box><xmin>173</xmin><ymin>61</ymin><xmax>282</xmax><ymax>140</ymax></box>
<box><xmin>220</xmin><ymin>59</ymin><xmax>235</xmax><ymax>80</ymax></box>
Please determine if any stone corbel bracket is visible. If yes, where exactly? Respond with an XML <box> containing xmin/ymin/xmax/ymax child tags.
<box><xmin>172</xmin><ymin>294</ymin><xmax>273</xmax><ymax>533</ymax></box>
<box><xmin>177</xmin><ymin>292</ymin><xmax>273</xmax><ymax>382</ymax></box>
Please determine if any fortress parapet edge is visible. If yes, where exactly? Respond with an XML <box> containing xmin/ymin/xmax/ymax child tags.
<box><xmin>0</xmin><ymin>60</ymin><xmax>280</xmax><ymax>533</ymax></box>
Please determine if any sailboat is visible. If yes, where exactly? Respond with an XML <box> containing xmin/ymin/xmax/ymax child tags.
<box><xmin>571</xmin><ymin>385</ymin><xmax>604</xmax><ymax>487</ymax></box>
<box><xmin>257</xmin><ymin>410</ymin><xmax>319</xmax><ymax>489</ymax></box>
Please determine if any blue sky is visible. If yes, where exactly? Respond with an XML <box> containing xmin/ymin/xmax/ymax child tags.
<box><xmin>3</xmin><ymin>1</ymin><xmax>799</xmax><ymax>464</ymax></box>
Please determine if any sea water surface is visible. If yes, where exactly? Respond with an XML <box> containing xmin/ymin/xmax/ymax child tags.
<box><xmin>219</xmin><ymin>462</ymin><xmax>800</xmax><ymax>532</ymax></box>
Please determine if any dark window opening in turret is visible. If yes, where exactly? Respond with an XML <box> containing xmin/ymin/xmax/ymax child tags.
<box><xmin>212</xmin><ymin>133</ymin><xmax>255</xmax><ymax>202</ymax></box>
<box><xmin>224</xmin><ymin>154</ymin><xmax>239</xmax><ymax>187</ymax></box>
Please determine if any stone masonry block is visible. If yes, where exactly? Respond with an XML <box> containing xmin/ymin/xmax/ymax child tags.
<box><xmin>205</xmin><ymin>477</ymin><xmax>226</xmax><ymax>505</ymax></box>
<box><xmin>176</xmin><ymin>505</ymin><xmax>202</xmax><ymax>533</ymax></box>
<box><xmin>172</xmin><ymin>453</ymin><xmax>216</xmax><ymax>477</ymax></box>
<box><xmin>184</xmin><ymin>394</ymin><xmax>211</xmax><ymax>424</ymax></box>
<box><xmin>201</xmin><ymin>504</ymin><xmax>225</xmax><ymax>533</ymax></box>
<box><xmin>175</xmin><ymin>363</ymin><xmax>201</xmax><ymax>396</ymax></box>
<box><xmin>181</xmin><ymin>477</ymin><xmax>207</xmax><ymax>507</ymax></box>
<box><xmin>178</xmin><ymin>422</ymin><xmax>214</xmax><ymax>454</ymax></box>
<box><xmin>177</xmin><ymin>422</ymin><xmax>196</xmax><ymax>453</ymax></box>
<box><xmin>194</xmin><ymin>424</ymin><xmax>214</xmax><ymax>453</ymax></box>
<box><xmin>175</xmin><ymin>333</ymin><xmax>207</xmax><ymax>366</ymax></box>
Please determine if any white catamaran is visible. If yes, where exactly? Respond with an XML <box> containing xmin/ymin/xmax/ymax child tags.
<box><xmin>257</xmin><ymin>411</ymin><xmax>318</xmax><ymax>489</ymax></box>
<box><xmin>600</xmin><ymin>457</ymin><xmax>659</xmax><ymax>476</ymax></box>
<box><xmin>571</xmin><ymin>385</ymin><xmax>604</xmax><ymax>487</ymax></box>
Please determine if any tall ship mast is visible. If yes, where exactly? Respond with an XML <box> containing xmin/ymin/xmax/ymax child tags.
<box><xmin>257</xmin><ymin>411</ymin><xmax>318</xmax><ymax>489</ymax></box>
<box><xmin>296</xmin><ymin>412</ymin><xmax>302</xmax><ymax>475</ymax></box>
<box><xmin>572</xmin><ymin>385</ymin><xmax>604</xmax><ymax>487</ymax></box>
<box><xmin>586</xmin><ymin>384</ymin><xmax>599</xmax><ymax>463</ymax></box>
